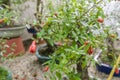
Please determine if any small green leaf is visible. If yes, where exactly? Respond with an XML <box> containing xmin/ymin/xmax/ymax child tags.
<box><xmin>56</xmin><ymin>71</ymin><xmax>62</xmax><ymax>79</ymax></box>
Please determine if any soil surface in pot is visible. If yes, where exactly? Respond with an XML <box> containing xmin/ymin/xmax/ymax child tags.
<box><xmin>38</xmin><ymin>45</ymin><xmax>54</xmax><ymax>56</ymax></box>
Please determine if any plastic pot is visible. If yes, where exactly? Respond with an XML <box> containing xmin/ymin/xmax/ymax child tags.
<box><xmin>94</xmin><ymin>50</ymin><xmax>120</xmax><ymax>77</ymax></box>
<box><xmin>36</xmin><ymin>44</ymin><xmax>59</xmax><ymax>64</ymax></box>
<box><xmin>36</xmin><ymin>44</ymin><xmax>51</xmax><ymax>63</ymax></box>
<box><xmin>96</xmin><ymin>63</ymin><xmax>120</xmax><ymax>77</ymax></box>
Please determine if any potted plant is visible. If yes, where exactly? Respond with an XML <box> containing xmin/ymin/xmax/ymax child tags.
<box><xmin>29</xmin><ymin>0</ymin><xmax>111</xmax><ymax>80</ymax></box>
<box><xmin>0</xmin><ymin>0</ymin><xmax>26</xmax><ymax>38</ymax></box>
<box><xmin>95</xmin><ymin>31</ymin><xmax>120</xmax><ymax>77</ymax></box>
<box><xmin>27</xmin><ymin>0</ymin><xmax>67</xmax><ymax>62</ymax></box>
<box><xmin>0</xmin><ymin>39</ymin><xmax>12</xmax><ymax>80</ymax></box>
<box><xmin>0</xmin><ymin>0</ymin><xmax>27</xmax><ymax>56</ymax></box>
<box><xmin>95</xmin><ymin>0</ymin><xmax>120</xmax><ymax>77</ymax></box>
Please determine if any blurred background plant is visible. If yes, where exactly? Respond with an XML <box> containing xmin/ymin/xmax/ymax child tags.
<box><xmin>0</xmin><ymin>38</ymin><xmax>8</xmax><ymax>61</ymax></box>
<box><xmin>0</xmin><ymin>66</ymin><xmax>11</xmax><ymax>80</ymax></box>
<box><xmin>0</xmin><ymin>0</ymin><xmax>28</xmax><ymax>27</ymax></box>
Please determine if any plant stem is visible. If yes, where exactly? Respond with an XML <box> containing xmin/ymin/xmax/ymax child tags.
<box><xmin>36</xmin><ymin>0</ymin><xmax>44</xmax><ymax>24</ymax></box>
<box><xmin>77</xmin><ymin>62</ymin><xmax>89</xmax><ymax>80</ymax></box>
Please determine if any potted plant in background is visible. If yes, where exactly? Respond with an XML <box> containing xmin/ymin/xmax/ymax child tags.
<box><xmin>0</xmin><ymin>39</ymin><xmax>12</xmax><ymax>80</ymax></box>
<box><xmin>95</xmin><ymin>0</ymin><xmax>120</xmax><ymax>77</ymax></box>
<box><xmin>0</xmin><ymin>0</ymin><xmax>28</xmax><ymax>56</ymax></box>
<box><xmin>0</xmin><ymin>38</ymin><xmax>9</xmax><ymax>61</ymax></box>
<box><xmin>0</xmin><ymin>0</ymin><xmax>26</xmax><ymax>38</ymax></box>
<box><xmin>95</xmin><ymin>29</ymin><xmax>120</xmax><ymax>77</ymax></box>
<box><xmin>0</xmin><ymin>66</ymin><xmax>12</xmax><ymax>80</ymax></box>
<box><xmin>29</xmin><ymin>0</ymin><xmax>110</xmax><ymax>79</ymax></box>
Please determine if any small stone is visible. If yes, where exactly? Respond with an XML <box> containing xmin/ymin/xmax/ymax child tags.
<box><xmin>14</xmin><ymin>75</ymin><xmax>19</xmax><ymax>79</ymax></box>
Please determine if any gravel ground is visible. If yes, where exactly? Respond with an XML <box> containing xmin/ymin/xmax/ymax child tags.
<box><xmin>0</xmin><ymin>52</ymin><xmax>47</xmax><ymax>80</ymax></box>
<box><xmin>0</xmin><ymin>51</ymin><xmax>120</xmax><ymax>80</ymax></box>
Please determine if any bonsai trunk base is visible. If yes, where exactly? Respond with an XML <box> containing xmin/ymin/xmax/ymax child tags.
<box><xmin>3</xmin><ymin>37</ymin><xmax>25</xmax><ymax>56</ymax></box>
<box><xmin>77</xmin><ymin>63</ymin><xmax>89</xmax><ymax>80</ymax></box>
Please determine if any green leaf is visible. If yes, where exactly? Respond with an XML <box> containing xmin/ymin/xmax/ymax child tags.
<box><xmin>82</xmin><ymin>60</ymin><xmax>87</xmax><ymax>69</ymax></box>
<box><xmin>56</xmin><ymin>71</ymin><xmax>62</xmax><ymax>79</ymax></box>
<box><xmin>37</xmin><ymin>29</ymin><xmax>45</xmax><ymax>38</ymax></box>
<box><xmin>48</xmin><ymin>39</ymin><xmax>54</xmax><ymax>46</ymax></box>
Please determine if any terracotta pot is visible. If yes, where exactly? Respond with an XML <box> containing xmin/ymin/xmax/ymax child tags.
<box><xmin>4</xmin><ymin>37</ymin><xmax>25</xmax><ymax>56</ymax></box>
<box><xmin>0</xmin><ymin>26</ymin><xmax>25</xmax><ymax>56</ymax></box>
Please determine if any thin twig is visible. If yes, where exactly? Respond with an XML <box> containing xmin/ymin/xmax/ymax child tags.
<box><xmin>36</xmin><ymin>0</ymin><xmax>44</xmax><ymax>24</ymax></box>
<box><xmin>36</xmin><ymin>0</ymin><xmax>40</xmax><ymax>13</ymax></box>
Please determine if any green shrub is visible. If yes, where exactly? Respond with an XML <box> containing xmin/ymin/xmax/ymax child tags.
<box><xmin>0</xmin><ymin>66</ymin><xmax>8</xmax><ymax>80</ymax></box>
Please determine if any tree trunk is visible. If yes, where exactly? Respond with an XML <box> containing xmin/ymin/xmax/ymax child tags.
<box><xmin>77</xmin><ymin>62</ymin><xmax>89</xmax><ymax>80</ymax></box>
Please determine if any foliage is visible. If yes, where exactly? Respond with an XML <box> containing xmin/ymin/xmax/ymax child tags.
<box><xmin>0</xmin><ymin>66</ymin><xmax>8</xmax><ymax>80</ymax></box>
<box><xmin>0</xmin><ymin>0</ymin><xmax>8</xmax><ymax>5</ymax></box>
<box><xmin>11</xmin><ymin>0</ymin><xmax>28</xmax><ymax>4</ymax></box>
<box><xmin>36</xmin><ymin>0</ymin><xmax>110</xmax><ymax>79</ymax></box>
<box><xmin>100</xmin><ymin>28</ymin><xmax>118</xmax><ymax>67</ymax></box>
<box><xmin>0</xmin><ymin>8</ymin><xmax>17</xmax><ymax>27</ymax></box>
<box><xmin>0</xmin><ymin>39</ymin><xmax>8</xmax><ymax>61</ymax></box>
<box><xmin>0</xmin><ymin>0</ymin><xmax>27</xmax><ymax>27</ymax></box>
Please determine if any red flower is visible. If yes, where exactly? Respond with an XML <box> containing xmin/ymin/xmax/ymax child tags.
<box><xmin>29</xmin><ymin>41</ymin><xmax>36</xmax><ymax>53</ymax></box>
<box><xmin>43</xmin><ymin>65</ymin><xmax>49</xmax><ymax>72</ymax></box>
<box><xmin>97</xmin><ymin>17</ymin><xmax>104</xmax><ymax>23</ymax></box>
<box><xmin>115</xmin><ymin>68</ymin><xmax>119</xmax><ymax>74</ymax></box>
<box><xmin>87</xmin><ymin>46</ymin><xmax>93</xmax><ymax>55</ymax></box>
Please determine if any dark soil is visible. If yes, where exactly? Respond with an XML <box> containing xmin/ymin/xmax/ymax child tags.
<box><xmin>38</xmin><ymin>45</ymin><xmax>54</xmax><ymax>56</ymax></box>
